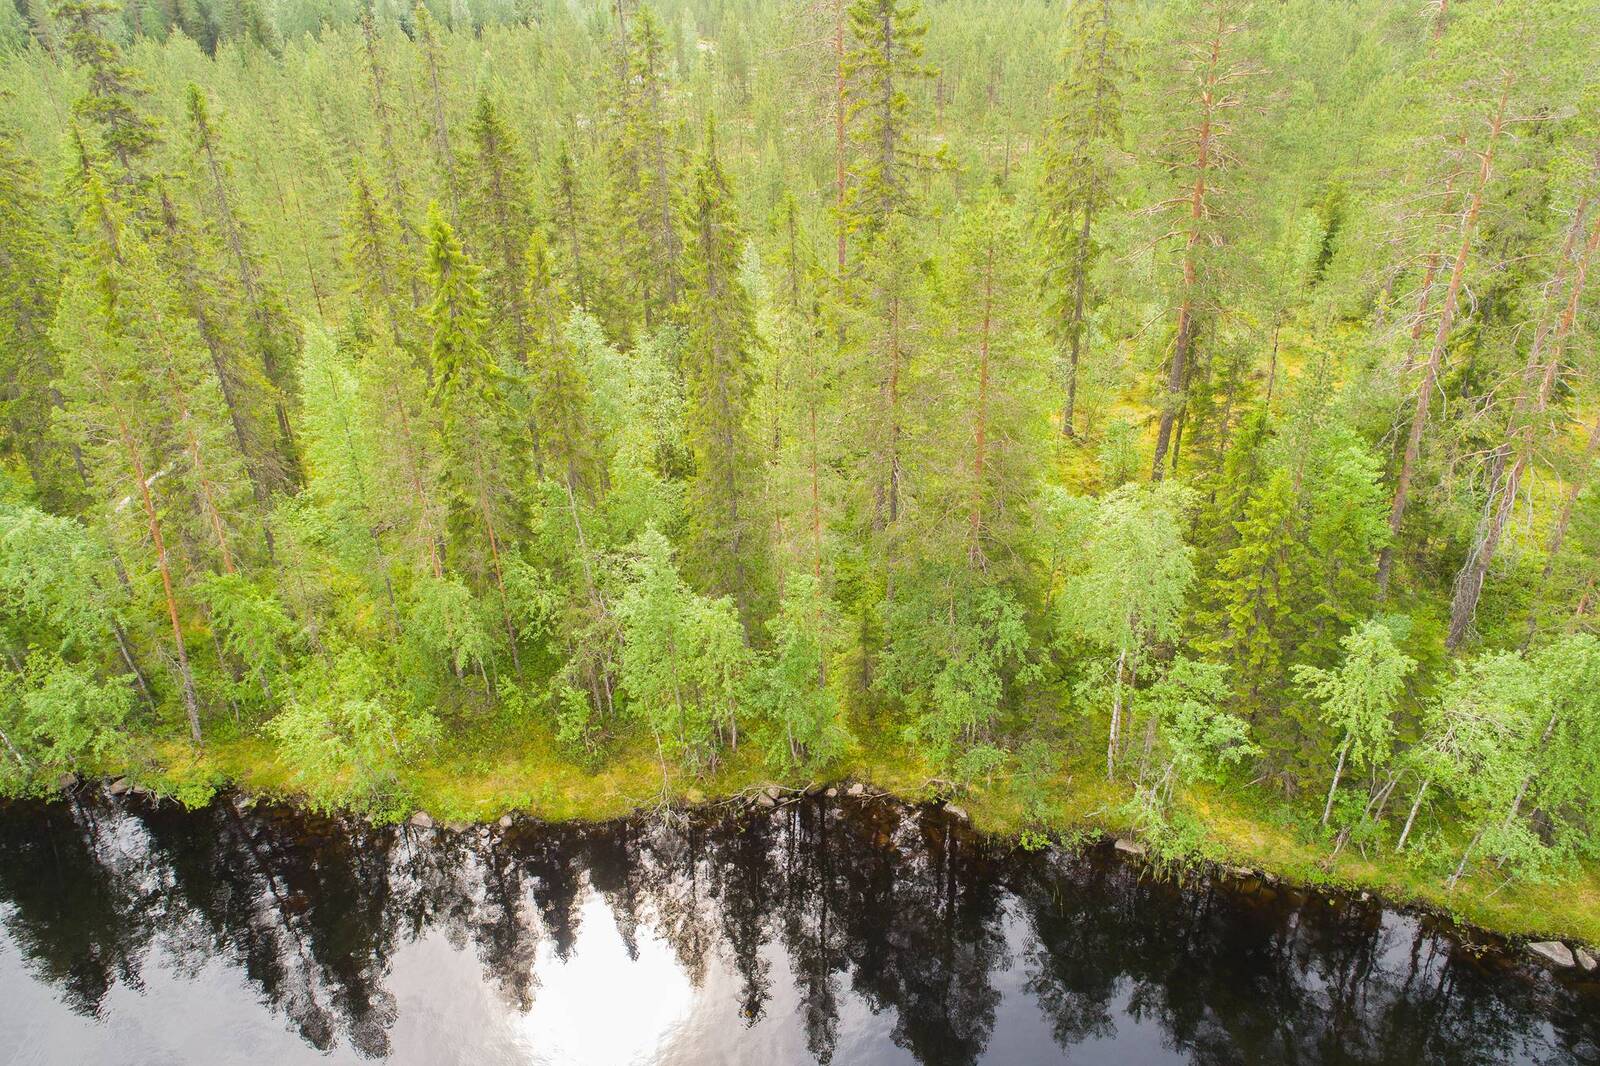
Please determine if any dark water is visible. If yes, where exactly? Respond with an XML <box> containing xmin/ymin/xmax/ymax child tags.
<box><xmin>0</xmin><ymin>792</ymin><xmax>1596</xmax><ymax>1066</ymax></box>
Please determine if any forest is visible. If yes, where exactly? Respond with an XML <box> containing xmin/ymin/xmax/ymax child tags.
<box><xmin>1</xmin><ymin>0</ymin><xmax>1599</xmax><ymax>926</ymax></box>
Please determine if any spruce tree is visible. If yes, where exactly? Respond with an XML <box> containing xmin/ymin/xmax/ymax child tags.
<box><xmin>1204</xmin><ymin>467</ymin><xmax>1305</xmax><ymax>719</ymax></box>
<box><xmin>343</xmin><ymin>162</ymin><xmax>419</xmax><ymax>352</ymax></box>
<box><xmin>184</xmin><ymin>85</ymin><xmax>300</xmax><ymax>489</ymax></box>
<box><xmin>842</xmin><ymin>0</ymin><xmax>938</xmax><ymax>239</ymax></box>
<box><xmin>526</xmin><ymin>229</ymin><xmax>597</xmax><ymax>501</ymax></box>
<box><xmin>54</xmin><ymin>0</ymin><xmax>160</xmax><ymax>201</ymax></box>
<box><xmin>680</xmin><ymin>119</ymin><xmax>767</xmax><ymax>625</ymax></box>
<box><xmin>464</xmin><ymin>92</ymin><xmax>536</xmax><ymax>360</ymax></box>
<box><xmin>0</xmin><ymin>119</ymin><xmax>80</xmax><ymax>512</ymax></box>
<box><xmin>423</xmin><ymin>204</ymin><xmax>525</xmax><ymax>670</ymax></box>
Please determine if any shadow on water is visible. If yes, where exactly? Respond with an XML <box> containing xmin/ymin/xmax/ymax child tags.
<box><xmin>0</xmin><ymin>791</ymin><xmax>1596</xmax><ymax>1065</ymax></box>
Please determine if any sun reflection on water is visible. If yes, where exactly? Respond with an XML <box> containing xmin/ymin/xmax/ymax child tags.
<box><xmin>517</xmin><ymin>893</ymin><xmax>695</xmax><ymax>1065</ymax></box>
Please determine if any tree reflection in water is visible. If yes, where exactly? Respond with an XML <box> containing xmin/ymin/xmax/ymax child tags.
<box><xmin>0</xmin><ymin>792</ymin><xmax>1596</xmax><ymax>1065</ymax></box>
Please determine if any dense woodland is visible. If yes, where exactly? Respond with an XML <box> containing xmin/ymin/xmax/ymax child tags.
<box><xmin>1</xmin><ymin>0</ymin><xmax>1600</xmax><ymax>898</ymax></box>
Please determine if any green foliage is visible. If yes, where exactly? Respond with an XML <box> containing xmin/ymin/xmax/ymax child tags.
<box><xmin>267</xmin><ymin>645</ymin><xmax>440</xmax><ymax>818</ymax></box>
<box><xmin>755</xmin><ymin>573</ymin><xmax>851</xmax><ymax>774</ymax></box>
<box><xmin>616</xmin><ymin>527</ymin><xmax>752</xmax><ymax>775</ymax></box>
<box><xmin>0</xmin><ymin>651</ymin><xmax>131</xmax><ymax>789</ymax></box>
<box><xmin>877</xmin><ymin>567</ymin><xmax>1036</xmax><ymax>771</ymax></box>
<box><xmin>2</xmin><ymin>0</ymin><xmax>1600</xmax><ymax>910</ymax></box>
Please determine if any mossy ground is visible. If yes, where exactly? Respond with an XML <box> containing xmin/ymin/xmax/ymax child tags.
<box><xmin>97</xmin><ymin>714</ymin><xmax>1600</xmax><ymax>950</ymax></box>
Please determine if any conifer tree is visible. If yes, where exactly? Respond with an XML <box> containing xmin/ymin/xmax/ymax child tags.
<box><xmin>607</xmin><ymin>4</ymin><xmax>682</xmax><ymax>328</ymax></box>
<box><xmin>1446</xmin><ymin>147</ymin><xmax>1600</xmax><ymax>647</ymax></box>
<box><xmin>413</xmin><ymin>0</ymin><xmax>463</xmax><ymax>219</ymax></box>
<box><xmin>1148</xmin><ymin>0</ymin><xmax>1254</xmax><ymax>480</ymax></box>
<box><xmin>184</xmin><ymin>85</ymin><xmax>300</xmax><ymax>489</ymax></box>
<box><xmin>54</xmin><ymin>0</ymin><xmax>160</xmax><ymax>201</ymax></box>
<box><xmin>526</xmin><ymin>230</ymin><xmax>597</xmax><ymax>501</ymax></box>
<box><xmin>1204</xmin><ymin>467</ymin><xmax>1305</xmax><ymax>718</ymax></box>
<box><xmin>464</xmin><ymin>92</ymin><xmax>536</xmax><ymax>359</ymax></box>
<box><xmin>0</xmin><ymin>119</ymin><xmax>80</xmax><ymax>512</ymax></box>
<box><xmin>1040</xmin><ymin>0</ymin><xmax>1123</xmax><ymax>438</ymax></box>
<box><xmin>941</xmin><ymin>194</ymin><xmax>1047</xmax><ymax>575</ymax></box>
<box><xmin>343</xmin><ymin>162</ymin><xmax>418</xmax><ymax>352</ymax></box>
<box><xmin>842</xmin><ymin>0</ymin><xmax>937</xmax><ymax>240</ymax></box>
<box><xmin>851</xmin><ymin>214</ymin><xmax>927</xmax><ymax>599</ymax></box>
<box><xmin>151</xmin><ymin>182</ymin><xmax>284</xmax><ymax>555</ymax></box>
<box><xmin>546</xmin><ymin>140</ymin><xmax>599</xmax><ymax>317</ymax></box>
<box><xmin>423</xmin><ymin>204</ymin><xmax>525</xmax><ymax>670</ymax></box>
<box><xmin>358</xmin><ymin>4</ymin><xmax>422</xmax><ymax>306</ymax></box>
<box><xmin>52</xmin><ymin>175</ymin><xmax>205</xmax><ymax>743</ymax></box>
<box><xmin>680</xmin><ymin>119</ymin><xmax>766</xmax><ymax>624</ymax></box>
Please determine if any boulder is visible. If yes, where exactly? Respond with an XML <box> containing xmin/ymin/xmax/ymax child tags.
<box><xmin>1528</xmin><ymin>941</ymin><xmax>1576</xmax><ymax>969</ymax></box>
<box><xmin>498</xmin><ymin>815</ymin><xmax>514</xmax><ymax>829</ymax></box>
<box><xmin>755</xmin><ymin>794</ymin><xmax>777</xmax><ymax>809</ymax></box>
<box><xmin>846</xmin><ymin>783</ymin><xmax>866</xmax><ymax>797</ymax></box>
<box><xmin>944</xmin><ymin>803</ymin><xmax>969</xmax><ymax>822</ymax></box>
<box><xmin>107</xmin><ymin>777</ymin><xmax>132</xmax><ymax>796</ymax></box>
<box><xmin>1113</xmin><ymin>838</ymin><xmax>1146</xmax><ymax>857</ymax></box>
<box><xmin>765</xmin><ymin>785</ymin><xmax>783</xmax><ymax>801</ymax></box>
<box><xmin>824</xmin><ymin>787</ymin><xmax>838</xmax><ymax>799</ymax></box>
<box><xmin>408</xmin><ymin>811</ymin><xmax>435</xmax><ymax>829</ymax></box>
<box><xmin>1575</xmin><ymin>947</ymin><xmax>1597</xmax><ymax>973</ymax></box>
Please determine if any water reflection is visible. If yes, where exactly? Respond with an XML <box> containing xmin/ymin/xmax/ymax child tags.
<box><xmin>0</xmin><ymin>792</ymin><xmax>1595</xmax><ymax>1065</ymax></box>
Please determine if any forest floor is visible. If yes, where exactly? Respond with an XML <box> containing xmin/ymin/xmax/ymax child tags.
<box><xmin>107</xmin><ymin>715</ymin><xmax>1600</xmax><ymax>951</ymax></box>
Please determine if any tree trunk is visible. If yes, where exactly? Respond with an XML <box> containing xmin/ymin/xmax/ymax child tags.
<box><xmin>119</xmin><ymin>408</ymin><xmax>202</xmax><ymax>746</ymax></box>
<box><xmin>1107</xmin><ymin>646</ymin><xmax>1126</xmax><ymax>780</ymax></box>
<box><xmin>1447</xmin><ymin>827</ymin><xmax>1483</xmax><ymax>891</ymax></box>
<box><xmin>1396</xmin><ymin>777</ymin><xmax>1428</xmax><ymax>852</ymax></box>
<box><xmin>834</xmin><ymin>0</ymin><xmax>847</xmax><ymax>273</ymax></box>
<box><xmin>1321</xmin><ymin>736</ymin><xmax>1350</xmax><ymax>828</ymax></box>
<box><xmin>1151</xmin><ymin>8</ymin><xmax>1229</xmax><ymax>480</ymax></box>
<box><xmin>1378</xmin><ymin>77</ymin><xmax>1510</xmax><ymax>595</ymax></box>
<box><xmin>969</xmin><ymin>236</ymin><xmax>994</xmax><ymax>567</ymax></box>
<box><xmin>1447</xmin><ymin>187</ymin><xmax>1599</xmax><ymax>647</ymax></box>
<box><xmin>1062</xmin><ymin>199</ymin><xmax>1093</xmax><ymax>439</ymax></box>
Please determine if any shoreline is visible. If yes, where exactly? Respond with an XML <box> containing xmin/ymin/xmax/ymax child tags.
<box><xmin>33</xmin><ymin>745</ymin><xmax>1600</xmax><ymax>971</ymax></box>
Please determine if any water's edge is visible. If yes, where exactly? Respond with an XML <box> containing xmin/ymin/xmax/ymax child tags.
<box><xmin>49</xmin><ymin>772</ymin><xmax>1600</xmax><ymax>971</ymax></box>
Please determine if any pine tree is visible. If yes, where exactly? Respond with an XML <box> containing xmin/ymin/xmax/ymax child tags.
<box><xmin>1148</xmin><ymin>0</ymin><xmax>1254</xmax><ymax>480</ymax></box>
<box><xmin>1446</xmin><ymin>147</ymin><xmax>1600</xmax><ymax>647</ymax></box>
<box><xmin>941</xmin><ymin>194</ymin><xmax>1047</xmax><ymax>576</ymax></box>
<box><xmin>1040</xmin><ymin>0</ymin><xmax>1123</xmax><ymax>438</ymax></box>
<box><xmin>151</xmin><ymin>181</ymin><xmax>285</xmax><ymax>557</ymax></box>
<box><xmin>851</xmin><ymin>214</ymin><xmax>928</xmax><ymax>600</ymax></box>
<box><xmin>680</xmin><ymin>119</ymin><xmax>767</xmax><ymax>625</ymax></box>
<box><xmin>52</xmin><ymin>175</ymin><xmax>205</xmax><ymax>743</ymax></box>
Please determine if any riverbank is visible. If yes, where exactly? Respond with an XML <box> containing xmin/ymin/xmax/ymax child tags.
<box><xmin>78</xmin><ymin>721</ymin><xmax>1600</xmax><ymax>954</ymax></box>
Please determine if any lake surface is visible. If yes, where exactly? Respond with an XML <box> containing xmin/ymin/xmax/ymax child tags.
<box><xmin>1</xmin><ymin>790</ymin><xmax>1596</xmax><ymax>1066</ymax></box>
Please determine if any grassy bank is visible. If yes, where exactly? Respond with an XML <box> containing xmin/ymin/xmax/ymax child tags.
<box><xmin>96</xmin><ymin>719</ymin><xmax>1600</xmax><ymax>951</ymax></box>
